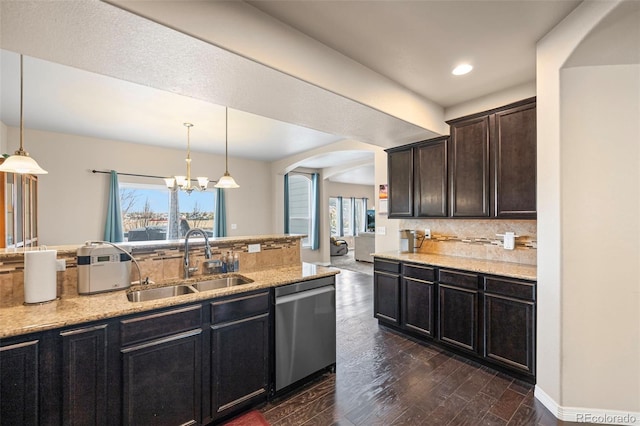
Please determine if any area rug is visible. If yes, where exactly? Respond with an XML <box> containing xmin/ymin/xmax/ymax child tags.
<box><xmin>222</xmin><ymin>410</ymin><xmax>270</xmax><ymax>426</ymax></box>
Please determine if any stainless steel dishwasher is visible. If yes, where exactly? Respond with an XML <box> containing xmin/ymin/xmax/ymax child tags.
<box><xmin>275</xmin><ymin>276</ymin><xmax>336</xmax><ymax>392</ymax></box>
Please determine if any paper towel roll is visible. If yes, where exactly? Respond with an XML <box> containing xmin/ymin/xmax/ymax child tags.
<box><xmin>24</xmin><ymin>249</ymin><xmax>57</xmax><ymax>304</ymax></box>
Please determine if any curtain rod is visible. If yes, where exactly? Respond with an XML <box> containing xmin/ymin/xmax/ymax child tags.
<box><xmin>92</xmin><ymin>169</ymin><xmax>217</xmax><ymax>183</ymax></box>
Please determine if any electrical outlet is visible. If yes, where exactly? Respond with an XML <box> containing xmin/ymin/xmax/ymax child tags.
<box><xmin>248</xmin><ymin>243</ymin><xmax>261</xmax><ymax>253</ymax></box>
<box><xmin>504</xmin><ymin>232</ymin><xmax>515</xmax><ymax>250</ymax></box>
<box><xmin>231</xmin><ymin>223</ymin><xmax>237</xmax><ymax>230</ymax></box>
<box><xmin>376</xmin><ymin>226</ymin><xmax>386</xmax><ymax>235</ymax></box>
<box><xmin>424</xmin><ymin>229</ymin><xmax>431</xmax><ymax>239</ymax></box>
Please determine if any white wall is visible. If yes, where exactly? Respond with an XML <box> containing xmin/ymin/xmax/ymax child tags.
<box><xmin>560</xmin><ymin>64</ymin><xmax>640</xmax><ymax>412</ymax></box>
<box><xmin>326</xmin><ymin>181</ymin><xmax>374</xmax><ymax>201</ymax></box>
<box><xmin>536</xmin><ymin>0</ymin><xmax>640</xmax><ymax>420</ymax></box>
<box><xmin>0</xmin><ymin>121</ymin><xmax>7</xmax><ymax>154</ymax></box>
<box><xmin>444</xmin><ymin>81</ymin><xmax>536</xmax><ymax>121</ymax></box>
<box><xmin>4</xmin><ymin>127</ymin><xmax>273</xmax><ymax>245</ymax></box>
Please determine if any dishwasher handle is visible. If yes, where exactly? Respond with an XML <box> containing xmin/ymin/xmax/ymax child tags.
<box><xmin>275</xmin><ymin>285</ymin><xmax>335</xmax><ymax>305</ymax></box>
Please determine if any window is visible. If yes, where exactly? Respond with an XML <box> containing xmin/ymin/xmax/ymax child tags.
<box><xmin>329</xmin><ymin>196</ymin><xmax>368</xmax><ymax>237</ymax></box>
<box><xmin>329</xmin><ymin>197</ymin><xmax>340</xmax><ymax>237</ymax></box>
<box><xmin>342</xmin><ymin>198</ymin><xmax>353</xmax><ymax>237</ymax></box>
<box><xmin>287</xmin><ymin>174</ymin><xmax>312</xmax><ymax>247</ymax></box>
<box><xmin>355</xmin><ymin>198</ymin><xmax>367</xmax><ymax>234</ymax></box>
<box><xmin>120</xmin><ymin>183</ymin><xmax>216</xmax><ymax>242</ymax></box>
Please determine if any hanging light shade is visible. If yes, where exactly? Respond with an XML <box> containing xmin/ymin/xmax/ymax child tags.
<box><xmin>215</xmin><ymin>107</ymin><xmax>239</xmax><ymax>188</ymax></box>
<box><xmin>165</xmin><ymin>123</ymin><xmax>209</xmax><ymax>194</ymax></box>
<box><xmin>0</xmin><ymin>55</ymin><xmax>48</xmax><ymax>175</ymax></box>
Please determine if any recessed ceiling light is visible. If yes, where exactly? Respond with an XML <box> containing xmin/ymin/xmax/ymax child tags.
<box><xmin>452</xmin><ymin>64</ymin><xmax>473</xmax><ymax>76</ymax></box>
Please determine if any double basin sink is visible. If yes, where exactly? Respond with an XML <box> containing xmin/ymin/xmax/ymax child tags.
<box><xmin>127</xmin><ymin>275</ymin><xmax>254</xmax><ymax>302</ymax></box>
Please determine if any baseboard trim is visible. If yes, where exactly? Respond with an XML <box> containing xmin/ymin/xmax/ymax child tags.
<box><xmin>535</xmin><ymin>386</ymin><xmax>640</xmax><ymax>425</ymax></box>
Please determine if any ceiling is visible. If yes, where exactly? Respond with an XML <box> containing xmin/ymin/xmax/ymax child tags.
<box><xmin>0</xmin><ymin>0</ymin><xmax>581</xmax><ymax>185</ymax></box>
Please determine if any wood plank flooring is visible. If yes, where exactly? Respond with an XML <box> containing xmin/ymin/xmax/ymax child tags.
<box><xmin>260</xmin><ymin>269</ymin><xmax>585</xmax><ymax>426</ymax></box>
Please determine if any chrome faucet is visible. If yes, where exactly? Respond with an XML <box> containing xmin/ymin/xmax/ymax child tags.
<box><xmin>183</xmin><ymin>228</ymin><xmax>212</xmax><ymax>279</ymax></box>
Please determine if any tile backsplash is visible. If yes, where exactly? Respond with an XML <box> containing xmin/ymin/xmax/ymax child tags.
<box><xmin>0</xmin><ymin>237</ymin><xmax>301</xmax><ymax>308</ymax></box>
<box><xmin>399</xmin><ymin>219</ymin><xmax>537</xmax><ymax>265</ymax></box>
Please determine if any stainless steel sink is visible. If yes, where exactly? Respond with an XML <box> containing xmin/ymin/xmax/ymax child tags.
<box><xmin>127</xmin><ymin>285</ymin><xmax>197</xmax><ymax>302</ymax></box>
<box><xmin>191</xmin><ymin>275</ymin><xmax>254</xmax><ymax>291</ymax></box>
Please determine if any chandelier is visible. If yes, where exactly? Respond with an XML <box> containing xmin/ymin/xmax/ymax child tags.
<box><xmin>164</xmin><ymin>123</ymin><xmax>209</xmax><ymax>194</ymax></box>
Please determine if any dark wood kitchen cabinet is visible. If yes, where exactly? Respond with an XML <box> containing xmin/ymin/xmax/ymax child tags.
<box><xmin>0</xmin><ymin>339</ymin><xmax>40</xmax><ymax>426</ymax></box>
<box><xmin>120</xmin><ymin>305</ymin><xmax>203</xmax><ymax>426</ymax></box>
<box><xmin>438</xmin><ymin>269</ymin><xmax>480</xmax><ymax>354</ymax></box>
<box><xmin>60</xmin><ymin>323</ymin><xmax>113</xmax><ymax>426</ymax></box>
<box><xmin>492</xmin><ymin>101</ymin><xmax>537</xmax><ymax>218</ymax></box>
<box><xmin>448</xmin><ymin>116</ymin><xmax>491</xmax><ymax>217</ymax></box>
<box><xmin>387</xmin><ymin>147</ymin><xmax>413</xmax><ymax>217</ymax></box>
<box><xmin>447</xmin><ymin>97</ymin><xmax>536</xmax><ymax>218</ymax></box>
<box><xmin>387</xmin><ymin>136</ymin><xmax>448</xmax><ymax>218</ymax></box>
<box><xmin>483</xmin><ymin>276</ymin><xmax>536</xmax><ymax>375</ymax></box>
<box><xmin>373</xmin><ymin>258</ymin><xmax>401</xmax><ymax>325</ymax></box>
<box><xmin>401</xmin><ymin>263</ymin><xmax>436</xmax><ymax>338</ymax></box>
<box><xmin>210</xmin><ymin>291</ymin><xmax>270</xmax><ymax>421</ymax></box>
<box><xmin>414</xmin><ymin>137</ymin><xmax>449</xmax><ymax>217</ymax></box>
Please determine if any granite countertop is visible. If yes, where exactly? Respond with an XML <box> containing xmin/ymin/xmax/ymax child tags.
<box><xmin>0</xmin><ymin>263</ymin><xmax>338</xmax><ymax>339</ymax></box>
<box><xmin>373</xmin><ymin>251</ymin><xmax>537</xmax><ymax>281</ymax></box>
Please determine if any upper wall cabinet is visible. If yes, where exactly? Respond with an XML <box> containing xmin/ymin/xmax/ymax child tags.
<box><xmin>448</xmin><ymin>116</ymin><xmax>491</xmax><ymax>217</ymax></box>
<box><xmin>491</xmin><ymin>101</ymin><xmax>537</xmax><ymax>218</ymax></box>
<box><xmin>387</xmin><ymin>98</ymin><xmax>536</xmax><ymax>219</ymax></box>
<box><xmin>447</xmin><ymin>97</ymin><xmax>536</xmax><ymax>219</ymax></box>
<box><xmin>387</xmin><ymin>136</ymin><xmax>448</xmax><ymax>218</ymax></box>
<box><xmin>387</xmin><ymin>147</ymin><xmax>414</xmax><ymax>217</ymax></box>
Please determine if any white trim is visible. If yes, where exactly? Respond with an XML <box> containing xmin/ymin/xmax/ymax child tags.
<box><xmin>535</xmin><ymin>386</ymin><xmax>640</xmax><ymax>425</ymax></box>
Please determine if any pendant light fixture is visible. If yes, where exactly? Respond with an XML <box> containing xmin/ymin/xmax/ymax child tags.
<box><xmin>214</xmin><ymin>107</ymin><xmax>239</xmax><ymax>189</ymax></box>
<box><xmin>0</xmin><ymin>54</ymin><xmax>48</xmax><ymax>175</ymax></box>
<box><xmin>165</xmin><ymin>123</ymin><xmax>209</xmax><ymax>194</ymax></box>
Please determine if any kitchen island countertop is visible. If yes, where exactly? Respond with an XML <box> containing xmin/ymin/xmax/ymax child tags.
<box><xmin>0</xmin><ymin>263</ymin><xmax>338</xmax><ymax>339</ymax></box>
<box><xmin>373</xmin><ymin>251</ymin><xmax>536</xmax><ymax>281</ymax></box>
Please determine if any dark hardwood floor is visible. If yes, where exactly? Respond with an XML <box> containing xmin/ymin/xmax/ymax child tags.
<box><xmin>260</xmin><ymin>269</ymin><xmax>584</xmax><ymax>426</ymax></box>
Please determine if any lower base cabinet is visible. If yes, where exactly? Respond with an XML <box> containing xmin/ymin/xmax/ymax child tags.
<box><xmin>484</xmin><ymin>277</ymin><xmax>536</xmax><ymax>375</ymax></box>
<box><xmin>0</xmin><ymin>340</ymin><xmax>40</xmax><ymax>426</ymax></box>
<box><xmin>373</xmin><ymin>257</ymin><xmax>536</xmax><ymax>381</ymax></box>
<box><xmin>122</xmin><ymin>330</ymin><xmax>202</xmax><ymax>425</ymax></box>
<box><xmin>373</xmin><ymin>259</ymin><xmax>401</xmax><ymax>326</ymax></box>
<box><xmin>60</xmin><ymin>324</ymin><xmax>110</xmax><ymax>426</ymax></box>
<box><xmin>438</xmin><ymin>284</ymin><xmax>479</xmax><ymax>353</ymax></box>
<box><xmin>210</xmin><ymin>291</ymin><xmax>270</xmax><ymax>421</ymax></box>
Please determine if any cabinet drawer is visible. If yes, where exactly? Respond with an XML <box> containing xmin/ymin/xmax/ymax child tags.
<box><xmin>121</xmin><ymin>304</ymin><xmax>202</xmax><ymax>346</ymax></box>
<box><xmin>484</xmin><ymin>277</ymin><xmax>535</xmax><ymax>302</ymax></box>
<box><xmin>402</xmin><ymin>263</ymin><xmax>435</xmax><ymax>281</ymax></box>
<box><xmin>439</xmin><ymin>269</ymin><xmax>479</xmax><ymax>290</ymax></box>
<box><xmin>211</xmin><ymin>291</ymin><xmax>269</xmax><ymax>325</ymax></box>
<box><xmin>374</xmin><ymin>258</ymin><xmax>400</xmax><ymax>274</ymax></box>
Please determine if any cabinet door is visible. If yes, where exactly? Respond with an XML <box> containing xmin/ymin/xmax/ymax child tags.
<box><xmin>493</xmin><ymin>101</ymin><xmax>537</xmax><ymax>218</ymax></box>
<box><xmin>449</xmin><ymin>116</ymin><xmax>490</xmax><ymax>217</ymax></box>
<box><xmin>0</xmin><ymin>340</ymin><xmax>39</xmax><ymax>426</ymax></box>
<box><xmin>121</xmin><ymin>330</ymin><xmax>202</xmax><ymax>426</ymax></box>
<box><xmin>387</xmin><ymin>148</ymin><xmax>413</xmax><ymax>217</ymax></box>
<box><xmin>414</xmin><ymin>138</ymin><xmax>448</xmax><ymax>217</ymax></box>
<box><xmin>60</xmin><ymin>324</ymin><xmax>108</xmax><ymax>426</ymax></box>
<box><xmin>484</xmin><ymin>294</ymin><xmax>535</xmax><ymax>375</ymax></box>
<box><xmin>439</xmin><ymin>284</ymin><xmax>478</xmax><ymax>353</ymax></box>
<box><xmin>374</xmin><ymin>271</ymin><xmax>401</xmax><ymax>325</ymax></box>
<box><xmin>402</xmin><ymin>277</ymin><xmax>434</xmax><ymax>337</ymax></box>
<box><xmin>211</xmin><ymin>314</ymin><xmax>269</xmax><ymax>418</ymax></box>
